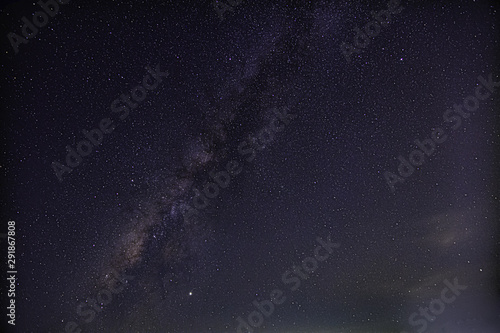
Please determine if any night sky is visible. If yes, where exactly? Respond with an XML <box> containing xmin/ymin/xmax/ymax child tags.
<box><xmin>1</xmin><ymin>0</ymin><xmax>499</xmax><ymax>332</ymax></box>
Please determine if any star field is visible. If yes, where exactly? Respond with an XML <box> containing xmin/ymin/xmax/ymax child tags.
<box><xmin>0</xmin><ymin>0</ymin><xmax>499</xmax><ymax>332</ymax></box>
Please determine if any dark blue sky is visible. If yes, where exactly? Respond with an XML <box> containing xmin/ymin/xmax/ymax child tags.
<box><xmin>1</xmin><ymin>0</ymin><xmax>499</xmax><ymax>332</ymax></box>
